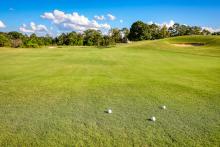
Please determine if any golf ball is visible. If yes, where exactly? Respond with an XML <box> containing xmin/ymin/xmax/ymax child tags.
<box><xmin>151</xmin><ymin>116</ymin><xmax>156</xmax><ymax>122</ymax></box>
<box><xmin>108</xmin><ymin>109</ymin><xmax>112</xmax><ymax>114</ymax></box>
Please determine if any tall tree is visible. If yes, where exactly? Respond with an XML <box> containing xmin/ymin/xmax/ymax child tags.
<box><xmin>109</xmin><ymin>28</ymin><xmax>121</xmax><ymax>43</ymax></box>
<box><xmin>159</xmin><ymin>25</ymin><xmax>170</xmax><ymax>38</ymax></box>
<box><xmin>129</xmin><ymin>21</ymin><xmax>150</xmax><ymax>41</ymax></box>
<box><xmin>149</xmin><ymin>24</ymin><xmax>160</xmax><ymax>39</ymax></box>
<box><xmin>0</xmin><ymin>34</ymin><xmax>11</xmax><ymax>47</ymax></box>
<box><xmin>83</xmin><ymin>29</ymin><xmax>102</xmax><ymax>46</ymax></box>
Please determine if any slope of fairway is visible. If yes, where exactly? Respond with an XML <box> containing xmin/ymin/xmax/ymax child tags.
<box><xmin>0</xmin><ymin>36</ymin><xmax>220</xmax><ymax>146</ymax></box>
<box><xmin>126</xmin><ymin>35</ymin><xmax>220</xmax><ymax>57</ymax></box>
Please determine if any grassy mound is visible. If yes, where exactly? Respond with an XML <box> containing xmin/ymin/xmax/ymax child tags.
<box><xmin>166</xmin><ymin>35</ymin><xmax>220</xmax><ymax>47</ymax></box>
<box><xmin>125</xmin><ymin>35</ymin><xmax>220</xmax><ymax>57</ymax></box>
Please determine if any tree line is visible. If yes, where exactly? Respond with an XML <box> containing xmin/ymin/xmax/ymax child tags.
<box><xmin>0</xmin><ymin>21</ymin><xmax>219</xmax><ymax>48</ymax></box>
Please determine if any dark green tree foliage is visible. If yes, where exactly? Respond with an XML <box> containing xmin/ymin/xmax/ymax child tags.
<box><xmin>83</xmin><ymin>29</ymin><xmax>102</xmax><ymax>46</ymax></box>
<box><xmin>0</xmin><ymin>33</ymin><xmax>10</xmax><ymax>47</ymax></box>
<box><xmin>8</xmin><ymin>31</ymin><xmax>24</xmax><ymax>48</ymax></box>
<box><xmin>212</xmin><ymin>32</ymin><xmax>220</xmax><ymax>35</ymax></box>
<box><xmin>128</xmin><ymin>21</ymin><xmax>149</xmax><ymax>41</ymax></box>
<box><xmin>100</xmin><ymin>35</ymin><xmax>115</xmax><ymax>46</ymax></box>
<box><xmin>56</xmin><ymin>33</ymin><xmax>67</xmax><ymax>45</ymax></box>
<box><xmin>149</xmin><ymin>24</ymin><xmax>160</xmax><ymax>40</ymax></box>
<box><xmin>109</xmin><ymin>28</ymin><xmax>121</xmax><ymax>43</ymax></box>
<box><xmin>159</xmin><ymin>25</ymin><xmax>170</xmax><ymax>38</ymax></box>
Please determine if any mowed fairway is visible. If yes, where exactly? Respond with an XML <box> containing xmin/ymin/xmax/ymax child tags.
<box><xmin>0</xmin><ymin>36</ymin><xmax>220</xmax><ymax>146</ymax></box>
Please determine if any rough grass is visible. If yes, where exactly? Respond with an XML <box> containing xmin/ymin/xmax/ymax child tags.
<box><xmin>0</xmin><ymin>36</ymin><xmax>220</xmax><ymax>146</ymax></box>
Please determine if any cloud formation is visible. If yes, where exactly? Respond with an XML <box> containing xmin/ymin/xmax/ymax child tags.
<box><xmin>19</xmin><ymin>22</ymin><xmax>48</xmax><ymax>34</ymax></box>
<box><xmin>107</xmin><ymin>14</ymin><xmax>116</xmax><ymax>21</ymax></box>
<box><xmin>94</xmin><ymin>15</ymin><xmax>105</xmax><ymax>21</ymax></box>
<box><xmin>41</xmin><ymin>10</ymin><xmax>111</xmax><ymax>32</ymax></box>
<box><xmin>148</xmin><ymin>20</ymin><xmax>175</xmax><ymax>28</ymax></box>
<box><xmin>0</xmin><ymin>20</ymin><xmax>6</xmax><ymax>28</ymax></box>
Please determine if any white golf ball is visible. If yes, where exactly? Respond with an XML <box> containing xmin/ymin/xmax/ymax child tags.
<box><xmin>161</xmin><ymin>105</ymin><xmax>167</xmax><ymax>109</ymax></box>
<box><xmin>151</xmin><ymin>116</ymin><xmax>156</xmax><ymax>122</ymax></box>
<box><xmin>108</xmin><ymin>109</ymin><xmax>112</xmax><ymax>114</ymax></box>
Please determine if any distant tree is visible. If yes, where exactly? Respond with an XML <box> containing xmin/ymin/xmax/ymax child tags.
<box><xmin>65</xmin><ymin>32</ymin><xmax>77</xmax><ymax>45</ymax></box>
<box><xmin>0</xmin><ymin>34</ymin><xmax>11</xmax><ymax>47</ymax></box>
<box><xmin>168</xmin><ymin>23</ymin><xmax>180</xmax><ymax>37</ymax></box>
<box><xmin>7</xmin><ymin>31</ymin><xmax>24</xmax><ymax>48</ymax></box>
<box><xmin>159</xmin><ymin>25</ymin><xmax>170</xmax><ymax>38</ymax></box>
<box><xmin>100</xmin><ymin>35</ymin><xmax>115</xmax><ymax>46</ymax></box>
<box><xmin>23</xmin><ymin>33</ymin><xmax>39</xmax><ymax>48</ymax></box>
<box><xmin>212</xmin><ymin>32</ymin><xmax>220</xmax><ymax>35</ymax></box>
<box><xmin>43</xmin><ymin>34</ymin><xmax>53</xmax><ymax>45</ymax></box>
<box><xmin>8</xmin><ymin>31</ymin><xmax>24</xmax><ymax>40</ymax></box>
<box><xmin>190</xmin><ymin>26</ymin><xmax>202</xmax><ymax>35</ymax></box>
<box><xmin>57</xmin><ymin>33</ymin><xmax>67</xmax><ymax>45</ymax></box>
<box><xmin>120</xmin><ymin>28</ymin><xmax>130</xmax><ymax>43</ymax></box>
<box><xmin>109</xmin><ymin>28</ymin><xmax>121</xmax><ymax>43</ymax></box>
<box><xmin>76</xmin><ymin>34</ymin><xmax>84</xmax><ymax>46</ymax></box>
<box><xmin>129</xmin><ymin>21</ymin><xmax>150</xmax><ymax>41</ymax></box>
<box><xmin>149</xmin><ymin>24</ymin><xmax>160</xmax><ymax>39</ymax></box>
<box><xmin>178</xmin><ymin>25</ymin><xmax>190</xmax><ymax>36</ymax></box>
<box><xmin>201</xmin><ymin>29</ymin><xmax>211</xmax><ymax>35</ymax></box>
<box><xmin>83</xmin><ymin>29</ymin><xmax>102</xmax><ymax>46</ymax></box>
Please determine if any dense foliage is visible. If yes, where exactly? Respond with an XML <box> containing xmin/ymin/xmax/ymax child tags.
<box><xmin>0</xmin><ymin>21</ymin><xmax>219</xmax><ymax>48</ymax></box>
<box><xmin>128</xmin><ymin>21</ymin><xmax>214</xmax><ymax>41</ymax></box>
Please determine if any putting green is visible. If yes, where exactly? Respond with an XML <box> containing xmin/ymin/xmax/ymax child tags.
<box><xmin>0</xmin><ymin>36</ymin><xmax>220</xmax><ymax>146</ymax></box>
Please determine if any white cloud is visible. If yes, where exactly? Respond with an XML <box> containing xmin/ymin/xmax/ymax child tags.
<box><xmin>19</xmin><ymin>22</ymin><xmax>48</xmax><ymax>34</ymax></box>
<box><xmin>94</xmin><ymin>15</ymin><xmax>105</xmax><ymax>21</ymax></box>
<box><xmin>107</xmin><ymin>14</ymin><xmax>116</xmax><ymax>21</ymax></box>
<box><xmin>148</xmin><ymin>20</ymin><xmax>175</xmax><ymax>28</ymax></box>
<box><xmin>41</xmin><ymin>10</ymin><xmax>111</xmax><ymax>32</ymax></box>
<box><xmin>120</xmin><ymin>19</ymin><xmax>123</xmax><ymax>23</ymax></box>
<box><xmin>0</xmin><ymin>20</ymin><xmax>6</xmax><ymax>28</ymax></box>
<box><xmin>202</xmin><ymin>27</ymin><xmax>220</xmax><ymax>33</ymax></box>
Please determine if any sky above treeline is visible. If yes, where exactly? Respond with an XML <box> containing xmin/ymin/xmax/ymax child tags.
<box><xmin>0</xmin><ymin>0</ymin><xmax>219</xmax><ymax>36</ymax></box>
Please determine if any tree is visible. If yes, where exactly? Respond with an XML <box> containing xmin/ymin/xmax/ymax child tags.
<box><xmin>83</xmin><ymin>29</ymin><xmax>102</xmax><ymax>46</ymax></box>
<box><xmin>191</xmin><ymin>26</ymin><xmax>202</xmax><ymax>35</ymax></box>
<box><xmin>149</xmin><ymin>24</ymin><xmax>160</xmax><ymax>39</ymax></box>
<box><xmin>8</xmin><ymin>31</ymin><xmax>24</xmax><ymax>40</ymax></box>
<box><xmin>202</xmin><ymin>29</ymin><xmax>211</xmax><ymax>35</ymax></box>
<box><xmin>120</xmin><ymin>28</ymin><xmax>130</xmax><ymax>43</ymax></box>
<box><xmin>159</xmin><ymin>25</ymin><xmax>170</xmax><ymax>38</ymax></box>
<box><xmin>169</xmin><ymin>23</ymin><xmax>180</xmax><ymax>37</ymax></box>
<box><xmin>66</xmin><ymin>32</ymin><xmax>78</xmax><ymax>45</ymax></box>
<box><xmin>109</xmin><ymin>28</ymin><xmax>121</xmax><ymax>43</ymax></box>
<box><xmin>43</xmin><ymin>34</ymin><xmax>53</xmax><ymax>45</ymax></box>
<box><xmin>0</xmin><ymin>34</ymin><xmax>11</xmax><ymax>47</ymax></box>
<box><xmin>8</xmin><ymin>31</ymin><xmax>24</xmax><ymax>48</ymax></box>
<box><xmin>57</xmin><ymin>33</ymin><xmax>67</xmax><ymax>45</ymax></box>
<box><xmin>212</xmin><ymin>32</ymin><xmax>220</xmax><ymax>35</ymax></box>
<box><xmin>100</xmin><ymin>35</ymin><xmax>115</xmax><ymax>46</ymax></box>
<box><xmin>129</xmin><ymin>21</ymin><xmax>150</xmax><ymax>41</ymax></box>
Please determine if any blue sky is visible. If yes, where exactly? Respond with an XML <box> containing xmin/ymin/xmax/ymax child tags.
<box><xmin>0</xmin><ymin>0</ymin><xmax>220</xmax><ymax>36</ymax></box>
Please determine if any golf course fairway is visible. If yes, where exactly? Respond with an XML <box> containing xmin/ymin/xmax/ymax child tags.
<box><xmin>0</xmin><ymin>36</ymin><xmax>220</xmax><ymax>146</ymax></box>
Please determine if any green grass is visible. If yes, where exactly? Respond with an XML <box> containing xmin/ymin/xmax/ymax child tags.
<box><xmin>0</xmin><ymin>36</ymin><xmax>220</xmax><ymax>146</ymax></box>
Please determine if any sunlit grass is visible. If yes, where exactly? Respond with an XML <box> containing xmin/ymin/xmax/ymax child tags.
<box><xmin>0</xmin><ymin>36</ymin><xmax>220</xmax><ymax>146</ymax></box>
